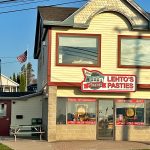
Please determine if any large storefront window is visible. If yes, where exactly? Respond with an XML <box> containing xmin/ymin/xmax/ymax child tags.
<box><xmin>67</xmin><ymin>98</ymin><xmax>96</xmax><ymax>124</ymax></box>
<box><xmin>56</xmin><ymin>98</ymin><xmax>150</xmax><ymax>126</ymax></box>
<box><xmin>56</xmin><ymin>98</ymin><xmax>67</xmax><ymax>124</ymax></box>
<box><xmin>116</xmin><ymin>99</ymin><xmax>144</xmax><ymax>125</ymax></box>
<box><xmin>56</xmin><ymin>98</ymin><xmax>96</xmax><ymax>125</ymax></box>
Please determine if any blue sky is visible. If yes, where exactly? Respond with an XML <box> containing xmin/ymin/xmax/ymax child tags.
<box><xmin>0</xmin><ymin>0</ymin><xmax>149</xmax><ymax>78</ymax></box>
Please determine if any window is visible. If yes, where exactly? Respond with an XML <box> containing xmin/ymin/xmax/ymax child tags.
<box><xmin>56</xmin><ymin>97</ymin><xmax>96</xmax><ymax>125</ymax></box>
<box><xmin>0</xmin><ymin>103</ymin><xmax>7</xmax><ymax>117</ymax></box>
<box><xmin>56</xmin><ymin>33</ymin><xmax>101</xmax><ymax>66</ymax></box>
<box><xmin>67</xmin><ymin>98</ymin><xmax>96</xmax><ymax>124</ymax></box>
<box><xmin>4</xmin><ymin>87</ymin><xmax>10</xmax><ymax>92</ymax></box>
<box><xmin>116</xmin><ymin>99</ymin><xmax>144</xmax><ymax>125</ymax></box>
<box><xmin>56</xmin><ymin>98</ymin><xmax>67</xmax><ymax>124</ymax></box>
<box><xmin>118</xmin><ymin>35</ymin><xmax>150</xmax><ymax>68</ymax></box>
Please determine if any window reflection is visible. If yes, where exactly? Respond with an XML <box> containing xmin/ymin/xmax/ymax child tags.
<box><xmin>67</xmin><ymin>98</ymin><xmax>96</xmax><ymax>124</ymax></box>
<box><xmin>0</xmin><ymin>103</ymin><xmax>7</xmax><ymax>117</ymax></box>
<box><xmin>56</xmin><ymin>98</ymin><xmax>67</xmax><ymax>124</ymax></box>
<box><xmin>116</xmin><ymin>99</ymin><xmax>144</xmax><ymax>125</ymax></box>
<box><xmin>58</xmin><ymin>35</ymin><xmax>100</xmax><ymax>65</ymax></box>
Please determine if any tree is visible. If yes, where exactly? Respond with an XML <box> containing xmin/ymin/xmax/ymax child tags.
<box><xmin>12</xmin><ymin>73</ymin><xmax>16</xmax><ymax>82</ymax></box>
<box><xmin>16</xmin><ymin>74</ymin><xmax>20</xmax><ymax>84</ymax></box>
<box><xmin>21</xmin><ymin>62</ymin><xmax>35</xmax><ymax>86</ymax></box>
<box><xmin>10</xmin><ymin>62</ymin><xmax>36</xmax><ymax>92</ymax></box>
<box><xmin>27</xmin><ymin>62</ymin><xmax>35</xmax><ymax>85</ymax></box>
<box><xmin>19</xmin><ymin>73</ymin><xmax>26</xmax><ymax>92</ymax></box>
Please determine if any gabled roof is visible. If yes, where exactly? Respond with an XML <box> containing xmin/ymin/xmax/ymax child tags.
<box><xmin>34</xmin><ymin>6</ymin><xmax>78</xmax><ymax>58</ymax></box>
<box><xmin>1</xmin><ymin>74</ymin><xmax>19</xmax><ymax>86</ymax></box>
<box><xmin>126</xmin><ymin>0</ymin><xmax>150</xmax><ymax>21</ymax></box>
<box><xmin>37</xmin><ymin>1</ymin><xmax>150</xmax><ymax>28</ymax></box>
<box><xmin>38</xmin><ymin>6</ymin><xmax>78</xmax><ymax>22</ymax></box>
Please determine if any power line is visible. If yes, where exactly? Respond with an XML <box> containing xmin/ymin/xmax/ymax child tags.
<box><xmin>0</xmin><ymin>0</ymin><xmax>35</xmax><ymax>4</ymax></box>
<box><xmin>0</xmin><ymin>0</ymin><xmax>51</xmax><ymax>9</ymax></box>
<box><xmin>0</xmin><ymin>0</ymin><xmax>17</xmax><ymax>4</ymax></box>
<box><xmin>0</xmin><ymin>0</ymin><xmax>87</xmax><ymax>14</ymax></box>
<box><xmin>0</xmin><ymin>56</ymin><xmax>35</xmax><ymax>59</ymax></box>
<box><xmin>1</xmin><ymin>60</ymin><xmax>18</xmax><ymax>64</ymax></box>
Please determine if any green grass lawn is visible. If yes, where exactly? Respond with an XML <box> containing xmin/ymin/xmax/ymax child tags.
<box><xmin>0</xmin><ymin>143</ymin><xmax>13</xmax><ymax>150</ymax></box>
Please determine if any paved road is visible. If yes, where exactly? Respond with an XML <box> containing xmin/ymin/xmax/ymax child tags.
<box><xmin>0</xmin><ymin>138</ymin><xmax>150</xmax><ymax>150</ymax></box>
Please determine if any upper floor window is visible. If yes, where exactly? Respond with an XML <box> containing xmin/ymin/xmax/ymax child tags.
<box><xmin>118</xmin><ymin>35</ymin><xmax>150</xmax><ymax>68</ymax></box>
<box><xmin>56</xmin><ymin>33</ymin><xmax>101</xmax><ymax>67</ymax></box>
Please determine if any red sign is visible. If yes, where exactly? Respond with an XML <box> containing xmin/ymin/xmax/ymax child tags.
<box><xmin>116</xmin><ymin>99</ymin><xmax>144</xmax><ymax>103</ymax></box>
<box><xmin>68</xmin><ymin>98</ymin><xmax>96</xmax><ymax>102</ymax></box>
<box><xmin>67</xmin><ymin>121</ymin><xmax>96</xmax><ymax>125</ymax></box>
<box><xmin>81</xmin><ymin>68</ymin><xmax>136</xmax><ymax>92</ymax></box>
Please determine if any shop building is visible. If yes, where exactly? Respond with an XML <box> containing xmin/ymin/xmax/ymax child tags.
<box><xmin>34</xmin><ymin>0</ymin><xmax>150</xmax><ymax>142</ymax></box>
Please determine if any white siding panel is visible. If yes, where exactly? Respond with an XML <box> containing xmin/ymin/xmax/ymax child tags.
<box><xmin>11</xmin><ymin>96</ymin><xmax>42</xmax><ymax>126</ymax></box>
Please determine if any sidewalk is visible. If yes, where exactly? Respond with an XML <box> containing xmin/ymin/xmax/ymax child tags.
<box><xmin>0</xmin><ymin>138</ymin><xmax>150</xmax><ymax>150</ymax></box>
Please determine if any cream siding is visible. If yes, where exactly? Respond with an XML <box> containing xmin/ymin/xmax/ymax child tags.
<box><xmin>49</xmin><ymin>12</ymin><xmax>150</xmax><ymax>85</ymax></box>
<box><xmin>57</xmin><ymin>87</ymin><xmax>150</xmax><ymax>99</ymax></box>
<box><xmin>74</xmin><ymin>0</ymin><xmax>148</xmax><ymax>28</ymax></box>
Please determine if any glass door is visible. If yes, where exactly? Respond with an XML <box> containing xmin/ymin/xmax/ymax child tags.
<box><xmin>97</xmin><ymin>100</ymin><xmax>114</xmax><ymax>139</ymax></box>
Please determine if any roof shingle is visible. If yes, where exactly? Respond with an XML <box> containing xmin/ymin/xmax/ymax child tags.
<box><xmin>38</xmin><ymin>6</ymin><xmax>78</xmax><ymax>21</ymax></box>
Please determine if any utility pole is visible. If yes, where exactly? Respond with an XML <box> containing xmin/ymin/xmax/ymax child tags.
<box><xmin>0</xmin><ymin>59</ymin><xmax>2</xmax><ymax>92</ymax></box>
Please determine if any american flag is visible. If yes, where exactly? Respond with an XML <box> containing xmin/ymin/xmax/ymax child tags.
<box><xmin>17</xmin><ymin>50</ymin><xmax>27</xmax><ymax>63</ymax></box>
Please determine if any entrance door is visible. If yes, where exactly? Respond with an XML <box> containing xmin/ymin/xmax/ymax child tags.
<box><xmin>97</xmin><ymin>100</ymin><xmax>114</xmax><ymax>139</ymax></box>
<box><xmin>0</xmin><ymin>101</ymin><xmax>11</xmax><ymax>136</ymax></box>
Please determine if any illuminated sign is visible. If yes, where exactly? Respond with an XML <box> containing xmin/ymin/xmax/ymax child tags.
<box><xmin>81</xmin><ymin>68</ymin><xmax>136</xmax><ymax>92</ymax></box>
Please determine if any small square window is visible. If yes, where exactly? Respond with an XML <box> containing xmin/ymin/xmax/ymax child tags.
<box><xmin>0</xmin><ymin>103</ymin><xmax>7</xmax><ymax>117</ymax></box>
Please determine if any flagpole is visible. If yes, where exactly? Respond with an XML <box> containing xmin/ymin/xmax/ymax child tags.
<box><xmin>0</xmin><ymin>59</ymin><xmax>2</xmax><ymax>92</ymax></box>
<box><xmin>26</xmin><ymin>48</ymin><xmax>28</xmax><ymax>91</ymax></box>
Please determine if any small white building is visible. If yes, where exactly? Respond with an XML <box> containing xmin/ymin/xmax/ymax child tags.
<box><xmin>0</xmin><ymin>92</ymin><xmax>43</xmax><ymax>136</ymax></box>
<box><xmin>0</xmin><ymin>74</ymin><xmax>19</xmax><ymax>92</ymax></box>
